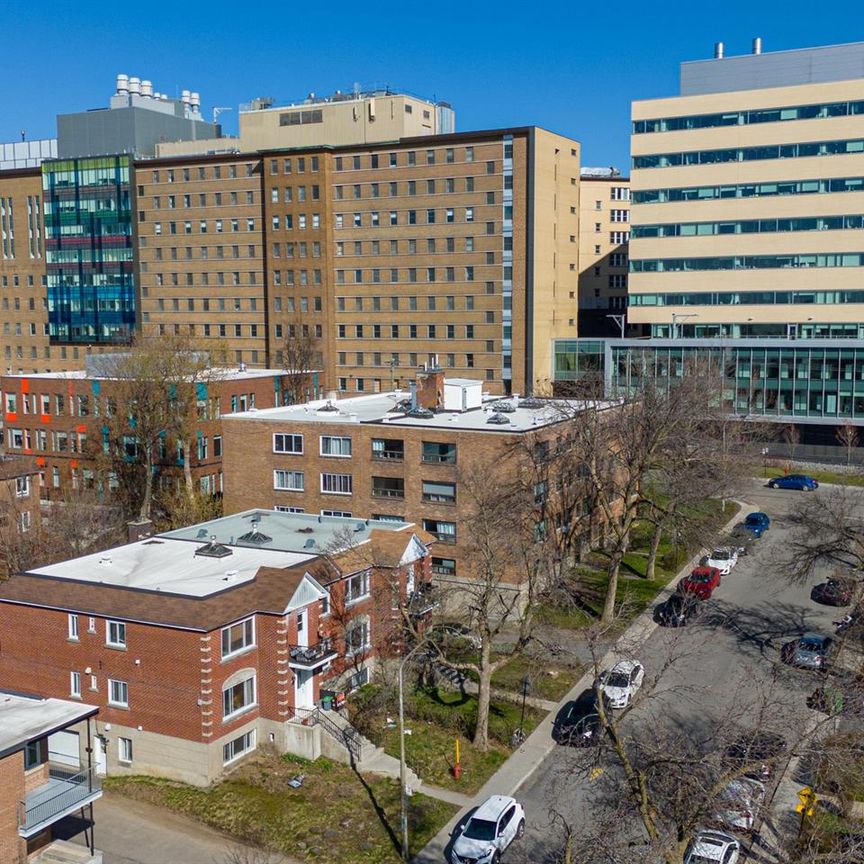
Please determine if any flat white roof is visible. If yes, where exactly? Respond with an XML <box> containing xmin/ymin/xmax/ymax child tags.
<box><xmin>0</xmin><ymin>692</ymin><xmax>98</xmax><ymax>758</ymax></box>
<box><xmin>225</xmin><ymin>388</ymin><xmax>611</xmax><ymax>433</ymax></box>
<box><xmin>28</xmin><ymin>538</ymin><xmax>316</xmax><ymax>598</ymax></box>
<box><xmin>1</xmin><ymin>367</ymin><xmax>291</xmax><ymax>382</ymax></box>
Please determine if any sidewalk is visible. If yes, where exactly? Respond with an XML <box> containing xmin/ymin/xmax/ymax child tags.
<box><xmin>410</xmin><ymin>500</ymin><xmax>749</xmax><ymax>863</ymax></box>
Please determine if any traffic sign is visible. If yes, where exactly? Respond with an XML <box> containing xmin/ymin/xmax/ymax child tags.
<box><xmin>797</xmin><ymin>786</ymin><xmax>818</xmax><ymax>807</ymax></box>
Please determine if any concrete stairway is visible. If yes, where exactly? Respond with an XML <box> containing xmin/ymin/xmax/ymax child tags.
<box><xmin>32</xmin><ymin>840</ymin><xmax>103</xmax><ymax>864</ymax></box>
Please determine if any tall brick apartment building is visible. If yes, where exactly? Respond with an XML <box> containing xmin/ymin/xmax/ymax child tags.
<box><xmin>221</xmin><ymin>366</ymin><xmax>609</xmax><ymax>583</ymax></box>
<box><xmin>0</xmin><ymin>364</ymin><xmax>312</xmax><ymax>499</ymax></box>
<box><xmin>0</xmin><ymin>510</ymin><xmax>432</xmax><ymax>786</ymax></box>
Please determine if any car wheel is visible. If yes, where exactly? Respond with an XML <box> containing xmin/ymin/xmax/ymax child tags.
<box><xmin>492</xmin><ymin>853</ymin><xmax>501</xmax><ymax>864</ymax></box>
<box><xmin>516</xmin><ymin>819</ymin><xmax>525</xmax><ymax>840</ymax></box>
<box><xmin>768</xmin><ymin>481</ymin><xmax>777</xmax><ymax>488</ymax></box>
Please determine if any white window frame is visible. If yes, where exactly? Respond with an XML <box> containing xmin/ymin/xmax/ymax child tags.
<box><xmin>106</xmin><ymin>620</ymin><xmax>126</xmax><ymax>648</ymax></box>
<box><xmin>345</xmin><ymin>569</ymin><xmax>370</xmax><ymax>604</ymax></box>
<box><xmin>222</xmin><ymin>675</ymin><xmax>257</xmax><ymax>721</ymax></box>
<box><xmin>221</xmin><ymin>618</ymin><xmax>255</xmax><ymax>660</ymax></box>
<box><xmin>223</xmin><ymin>729</ymin><xmax>256</xmax><ymax>765</ymax></box>
<box><xmin>70</xmin><ymin>671</ymin><xmax>81</xmax><ymax>698</ymax></box>
<box><xmin>319</xmin><ymin>435</ymin><xmax>352</xmax><ymax>458</ymax></box>
<box><xmin>15</xmin><ymin>476</ymin><xmax>30</xmax><ymax>497</ymax></box>
<box><xmin>274</xmin><ymin>469</ymin><xmax>304</xmax><ymax>492</ymax></box>
<box><xmin>321</xmin><ymin>472</ymin><xmax>353</xmax><ymax>495</ymax></box>
<box><xmin>68</xmin><ymin>614</ymin><xmax>79</xmax><ymax>641</ymax></box>
<box><xmin>273</xmin><ymin>432</ymin><xmax>303</xmax><ymax>454</ymax></box>
<box><xmin>108</xmin><ymin>678</ymin><xmax>129</xmax><ymax>708</ymax></box>
<box><xmin>345</xmin><ymin>616</ymin><xmax>371</xmax><ymax>656</ymax></box>
<box><xmin>321</xmin><ymin>509</ymin><xmax>352</xmax><ymax>518</ymax></box>
<box><xmin>118</xmin><ymin>737</ymin><xmax>133</xmax><ymax>763</ymax></box>
<box><xmin>19</xmin><ymin>511</ymin><xmax>31</xmax><ymax>533</ymax></box>
<box><xmin>275</xmin><ymin>505</ymin><xmax>305</xmax><ymax>513</ymax></box>
<box><xmin>87</xmin><ymin>617</ymin><xmax>97</xmax><ymax>634</ymax></box>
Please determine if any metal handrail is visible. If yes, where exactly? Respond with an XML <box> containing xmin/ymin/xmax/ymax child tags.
<box><xmin>294</xmin><ymin>706</ymin><xmax>362</xmax><ymax>760</ymax></box>
<box><xmin>19</xmin><ymin>766</ymin><xmax>100</xmax><ymax>831</ymax></box>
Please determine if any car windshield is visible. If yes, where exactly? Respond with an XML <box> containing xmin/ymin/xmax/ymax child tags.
<box><xmin>566</xmin><ymin>694</ymin><xmax>597</xmax><ymax>719</ymax></box>
<box><xmin>799</xmin><ymin>639</ymin><xmax>822</xmax><ymax>652</ymax></box>
<box><xmin>690</xmin><ymin>572</ymin><xmax>711</xmax><ymax>583</ymax></box>
<box><xmin>605</xmin><ymin>672</ymin><xmax>630</xmax><ymax>688</ymax></box>
<box><xmin>463</xmin><ymin>817</ymin><xmax>497</xmax><ymax>841</ymax></box>
<box><xmin>712</xmin><ymin>550</ymin><xmax>730</xmax><ymax>560</ymax></box>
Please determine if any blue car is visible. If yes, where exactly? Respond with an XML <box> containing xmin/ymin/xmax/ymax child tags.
<box><xmin>767</xmin><ymin>474</ymin><xmax>819</xmax><ymax>491</ymax></box>
<box><xmin>741</xmin><ymin>512</ymin><xmax>770</xmax><ymax>537</ymax></box>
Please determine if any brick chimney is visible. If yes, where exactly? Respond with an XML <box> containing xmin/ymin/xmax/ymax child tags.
<box><xmin>127</xmin><ymin>519</ymin><xmax>153</xmax><ymax>543</ymax></box>
<box><xmin>415</xmin><ymin>363</ymin><xmax>444</xmax><ymax>411</ymax></box>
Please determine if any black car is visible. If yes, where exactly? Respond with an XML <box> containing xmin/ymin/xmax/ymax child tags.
<box><xmin>553</xmin><ymin>689</ymin><xmax>611</xmax><ymax>746</ymax></box>
<box><xmin>724</xmin><ymin>731</ymin><xmax>787</xmax><ymax>780</ymax></box>
<box><xmin>655</xmin><ymin>593</ymin><xmax>704</xmax><ymax>627</ymax></box>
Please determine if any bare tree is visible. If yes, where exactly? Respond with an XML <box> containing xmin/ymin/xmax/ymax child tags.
<box><xmin>835</xmin><ymin>421</ymin><xmax>860</xmax><ymax>469</ymax></box>
<box><xmin>783</xmin><ymin>422</ymin><xmax>801</xmax><ymax>465</ymax></box>
<box><xmin>280</xmin><ymin>315</ymin><xmax>322</xmax><ymax>405</ymax></box>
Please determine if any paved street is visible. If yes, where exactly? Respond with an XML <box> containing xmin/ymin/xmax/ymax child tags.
<box><xmin>502</xmin><ymin>478</ymin><xmax>861</xmax><ymax>863</ymax></box>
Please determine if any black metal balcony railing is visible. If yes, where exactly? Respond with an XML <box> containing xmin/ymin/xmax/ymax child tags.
<box><xmin>288</xmin><ymin>639</ymin><xmax>339</xmax><ymax>669</ymax></box>
<box><xmin>19</xmin><ymin>766</ymin><xmax>102</xmax><ymax>837</ymax></box>
<box><xmin>407</xmin><ymin>584</ymin><xmax>439</xmax><ymax>617</ymax></box>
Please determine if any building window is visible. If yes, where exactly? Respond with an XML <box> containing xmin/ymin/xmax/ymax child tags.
<box><xmin>106</xmin><ymin>621</ymin><xmax>127</xmax><ymax>648</ymax></box>
<box><xmin>321</xmin><ymin>473</ymin><xmax>353</xmax><ymax>495</ymax></box>
<box><xmin>422</xmin><ymin>480</ymin><xmax>456</xmax><ymax>503</ymax></box>
<box><xmin>345</xmin><ymin>569</ymin><xmax>370</xmax><ymax>604</ymax></box>
<box><xmin>372</xmin><ymin>476</ymin><xmax>405</xmax><ymax>499</ymax></box>
<box><xmin>15</xmin><ymin>476</ymin><xmax>30</xmax><ymax>497</ymax></box>
<box><xmin>345</xmin><ymin>616</ymin><xmax>370</xmax><ymax>654</ymax></box>
<box><xmin>222</xmin><ymin>675</ymin><xmax>256</xmax><ymax>720</ymax></box>
<box><xmin>422</xmin><ymin>519</ymin><xmax>457</xmax><ymax>544</ymax></box>
<box><xmin>320</xmin><ymin>436</ymin><xmax>352</xmax><ymax>457</ymax></box>
<box><xmin>221</xmin><ymin>618</ymin><xmax>255</xmax><ymax>659</ymax></box>
<box><xmin>108</xmin><ymin>679</ymin><xmax>129</xmax><ymax>708</ymax></box>
<box><xmin>422</xmin><ymin>441</ymin><xmax>457</xmax><ymax>464</ymax></box>
<box><xmin>321</xmin><ymin>509</ymin><xmax>352</xmax><ymax>518</ymax></box>
<box><xmin>274</xmin><ymin>469</ymin><xmax>304</xmax><ymax>491</ymax></box>
<box><xmin>432</xmin><ymin>557</ymin><xmax>457</xmax><ymax>577</ymax></box>
<box><xmin>273</xmin><ymin>433</ymin><xmax>303</xmax><ymax>454</ymax></box>
<box><xmin>24</xmin><ymin>739</ymin><xmax>46</xmax><ymax>770</ymax></box>
<box><xmin>119</xmin><ymin>737</ymin><xmax>133</xmax><ymax>763</ymax></box>
<box><xmin>223</xmin><ymin>729</ymin><xmax>256</xmax><ymax>765</ymax></box>
<box><xmin>68</xmin><ymin>613</ymin><xmax>79</xmax><ymax>641</ymax></box>
<box><xmin>371</xmin><ymin>438</ymin><xmax>404</xmax><ymax>461</ymax></box>
<box><xmin>70</xmin><ymin>671</ymin><xmax>81</xmax><ymax>698</ymax></box>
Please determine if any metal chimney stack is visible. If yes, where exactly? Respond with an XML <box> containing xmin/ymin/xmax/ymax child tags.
<box><xmin>714</xmin><ymin>42</ymin><xmax>725</xmax><ymax>59</ymax></box>
<box><xmin>752</xmin><ymin>36</ymin><xmax>763</xmax><ymax>55</ymax></box>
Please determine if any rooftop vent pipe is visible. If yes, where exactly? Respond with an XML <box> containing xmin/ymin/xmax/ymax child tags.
<box><xmin>714</xmin><ymin>42</ymin><xmax>725</xmax><ymax>59</ymax></box>
<box><xmin>752</xmin><ymin>37</ymin><xmax>763</xmax><ymax>55</ymax></box>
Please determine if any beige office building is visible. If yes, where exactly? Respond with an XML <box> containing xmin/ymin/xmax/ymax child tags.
<box><xmin>577</xmin><ymin>169</ymin><xmax>631</xmax><ymax>336</ymax></box>
<box><xmin>157</xmin><ymin>89</ymin><xmax>455</xmax><ymax>157</ymax></box>
<box><xmin>629</xmin><ymin>40</ymin><xmax>864</xmax><ymax>339</ymax></box>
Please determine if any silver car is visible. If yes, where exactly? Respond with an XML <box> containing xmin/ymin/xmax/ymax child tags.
<box><xmin>783</xmin><ymin>634</ymin><xmax>833</xmax><ymax>670</ymax></box>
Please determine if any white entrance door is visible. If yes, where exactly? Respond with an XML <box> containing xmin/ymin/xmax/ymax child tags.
<box><xmin>297</xmin><ymin>609</ymin><xmax>309</xmax><ymax>648</ymax></box>
<box><xmin>295</xmin><ymin>669</ymin><xmax>314</xmax><ymax>709</ymax></box>
<box><xmin>93</xmin><ymin>735</ymin><xmax>107</xmax><ymax>776</ymax></box>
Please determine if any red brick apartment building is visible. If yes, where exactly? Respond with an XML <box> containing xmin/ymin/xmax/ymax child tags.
<box><xmin>0</xmin><ymin>454</ymin><xmax>41</xmax><ymax>542</ymax></box>
<box><xmin>0</xmin><ymin>509</ymin><xmax>432</xmax><ymax>786</ymax></box>
<box><xmin>221</xmin><ymin>367</ymin><xmax>605</xmax><ymax>583</ymax></box>
<box><xmin>0</xmin><ymin>692</ymin><xmax>101</xmax><ymax>863</ymax></box>
<box><xmin>0</xmin><ymin>364</ymin><xmax>313</xmax><ymax>499</ymax></box>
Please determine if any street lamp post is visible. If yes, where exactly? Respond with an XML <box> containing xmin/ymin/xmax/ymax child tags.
<box><xmin>398</xmin><ymin>640</ymin><xmax>430</xmax><ymax>862</ymax></box>
<box><xmin>670</xmin><ymin>312</ymin><xmax>698</xmax><ymax>340</ymax></box>
<box><xmin>605</xmin><ymin>313</ymin><xmax>626</xmax><ymax>338</ymax></box>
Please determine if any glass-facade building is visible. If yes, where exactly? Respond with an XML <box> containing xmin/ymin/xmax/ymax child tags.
<box><xmin>554</xmin><ymin>338</ymin><xmax>864</xmax><ymax>422</ymax></box>
<box><xmin>42</xmin><ymin>156</ymin><xmax>135</xmax><ymax>344</ymax></box>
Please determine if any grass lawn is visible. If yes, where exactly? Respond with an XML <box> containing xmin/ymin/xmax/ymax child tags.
<box><xmin>105</xmin><ymin>752</ymin><xmax>456</xmax><ymax>864</ymax></box>
<box><xmin>757</xmin><ymin>465</ymin><xmax>864</xmax><ymax>488</ymax></box>
<box><xmin>360</xmin><ymin>685</ymin><xmax>545</xmax><ymax>794</ymax></box>
<box><xmin>490</xmin><ymin>653</ymin><xmax>582</xmax><ymax>702</ymax></box>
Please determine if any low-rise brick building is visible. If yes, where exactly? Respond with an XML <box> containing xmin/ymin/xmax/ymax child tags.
<box><xmin>0</xmin><ymin>692</ymin><xmax>101</xmax><ymax>863</ymax></box>
<box><xmin>0</xmin><ymin>454</ymin><xmax>41</xmax><ymax>549</ymax></box>
<box><xmin>0</xmin><ymin>509</ymin><xmax>432</xmax><ymax>786</ymax></box>
<box><xmin>0</xmin><ymin>364</ymin><xmax>316</xmax><ymax>500</ymax></box>
<box><xmin>221</xmin><ymin>367</ymin><xmax>610</xmax><ymax>583</ymax></box>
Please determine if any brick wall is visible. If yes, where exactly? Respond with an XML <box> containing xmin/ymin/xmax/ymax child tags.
<box><xmin>0</xmin><ymin>752</ymin><xmax>26</xmax><ymax>864</ymax></box>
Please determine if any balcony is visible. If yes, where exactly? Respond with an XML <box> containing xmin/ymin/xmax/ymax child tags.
<box><xmin>407</xmin><ymin>583</ymin><xmax>439</xmax><ymax>617</ymax></box>
<box><xmin>289</xmin><ymin>639</ymin><xmax>339</xmax><ymax>670</ymax></box>
<box><xmin>19</xmin><ymin>766</ymin><xmax>102</xmax><ymax>838</ymax></box>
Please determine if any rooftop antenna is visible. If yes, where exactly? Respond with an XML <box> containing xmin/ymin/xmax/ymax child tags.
<box><xmin>20</xmin><ymin>129</ymin><xmax>25</xmax><ymax>142</ymax></box>
<box><xmin>213</xmin><ymin>106</ymin><xmax>232</xmax><ymax>124</ymax></box>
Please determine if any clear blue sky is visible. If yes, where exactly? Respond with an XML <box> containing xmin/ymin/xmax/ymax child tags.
<box><xmin>3</xmin><ymin>1</ymin><xmax>863</xmax><ymax>172</ymax></box>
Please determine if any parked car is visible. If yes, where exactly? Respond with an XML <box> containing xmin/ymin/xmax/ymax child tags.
<box><xmin>656</xmin><ymin>593</ymin><xmax>705</xmax><ymax>627</ymax></box>
<box><xmin>598</xmin><ymin>659</ymin><xmax>645</xmax><ymax>709</ymax></box>
<box><xmin>811</xmin><ymin>579</ymin><xmax>853</xmax><ymax>607</ymax></box>
<box><xmin>684</xmin><ymin>830</ymin><xmax>740</xmax><ymax>864</ymax></box>
<box><xmin>553</xmin><ymin>689</ymin><xmax>611</xmax><ymax>746</ymax></box>
<box><xmin>679</xmin><ymin>567</ymin><xmax>722</xmax><ymax>600</ymax></box>
<box><xmin>705</xmin><ymin>547</ymin><xmax>738</xmax><ymax>576</ymax></box>
<box><xmin>781</xmin><ymin>634</ymin><xmax>834</xmax><ymax>670</ymax></box>
<box><xmin>724</xmin><ymin>731</ymin><xmax>787</xmax><ymax>780</ymax></box>
<box><xmin>712</xmin><ymin>777</ymin><xmax>766</xmax><ymax>831</ymax></box>
<box><xmin>450</xmin><ymin>795</ymin><xmax>525</xmax><ymax>864</ymax></box>
<box><xmin>739</xmin><ymin>512</ymin><xmax>770</xmax><ymax>538</ymax></box>
<box><xmin>767</xmin><ymin>474</ymin><xmax>819</xmax><ymax>491</ymax></box>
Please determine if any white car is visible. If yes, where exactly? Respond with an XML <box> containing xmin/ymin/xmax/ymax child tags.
<box><xmin>684</xmin><ymin>830</ymin><xmax>740</xmax><ymax>864</ymax></box>
<box><xmin>712</xmin><ymin>777</ymin><xmax>766</xmax><ymax>831</ymax></box>
<box><xmin>451</xmin><ymin>795</ymin><xmax>525</xmax><ymax>864</ymax></box>
<box><xmin>705</xmin><ymin>547</ymin><xmax>738</xmax><ymax>576</ymax></box>
<box><xmin>598</xmin><ymin>659</ymin><xmax>645</xmax><ymax>709</ymax></box>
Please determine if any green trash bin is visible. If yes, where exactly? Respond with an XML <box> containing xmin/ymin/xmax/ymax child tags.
<box><xmin>321</xmin><ymin>694</ymin><xmax>334</xmax><ymax>711</ymax></box>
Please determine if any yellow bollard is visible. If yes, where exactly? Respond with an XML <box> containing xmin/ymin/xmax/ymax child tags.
<box><xmin>453</xmin><ymin>738</ymin><xmax>462</xmax><ymax>779</ymax></box>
